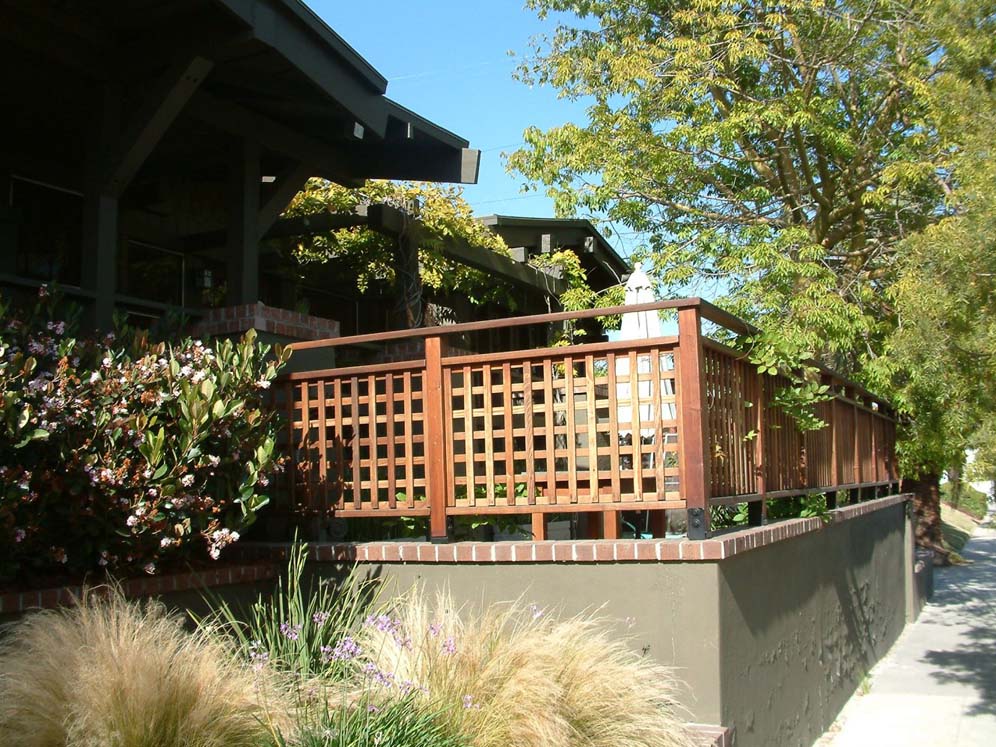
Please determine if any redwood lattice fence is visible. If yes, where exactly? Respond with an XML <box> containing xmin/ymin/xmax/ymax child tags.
<box><xmin>278</xmin><ymin>299</ymin><xmax>898</xmax><ymax>540</ymax></box>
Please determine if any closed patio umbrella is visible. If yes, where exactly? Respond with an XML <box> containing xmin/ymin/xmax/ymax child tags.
<box><xmin>616</xmin><ymin>263</ymin><xmax>661</xmax><ymax>442</ymax></box>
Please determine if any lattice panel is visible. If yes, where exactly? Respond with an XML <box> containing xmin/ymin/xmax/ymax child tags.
<box><xmin>287</xmin><ymin>365</ymin><xmax>427</xmax><ymax>514</ymax></box>
<box><xmin>704</xmin><ymin>348</ymin><xmax>758</xmax><ymax>497</ymax></box>
<box><xmin>445</xmin><ymin>345</ymin><xmax>680</xmax><ymax>509</ymax></box>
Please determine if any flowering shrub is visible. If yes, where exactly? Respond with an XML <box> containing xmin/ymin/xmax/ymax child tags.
<box><xmin>0</xmin><ymin>289</ymin><xmax>290</xmax><ymax>582</ymax></box>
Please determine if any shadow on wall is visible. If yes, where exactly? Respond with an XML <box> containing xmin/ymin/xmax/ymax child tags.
<box><xmin>718</xmin><ymin>506</ymin><xmax>907</xmax><ymax>747</ymax></box>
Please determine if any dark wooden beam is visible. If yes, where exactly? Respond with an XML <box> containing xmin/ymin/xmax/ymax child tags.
<box><xmin>187</xmin><ymin>91</ymin><xmax>359</xmax><ymax>186</ymax></box>
<box><xmin>257</xmin><ymin>162</ymin><xmax>313</xmax><ymax>237</ymax></box>
<box><xmin>226</xmin><ymin>138</ymin><xmax>261</xmax><ymax>305</ymax></box>
<box><xmin>366</xmin><ymin>204</ymin><xmax>566</xmax><ymax>296</ymax></box>
<box><xmin>103</xmin><ymin>56</ymin><xmax>215</xmax><ymax>196</ymax></box>
<box><xmin>343</xmin><ymin>144</ymin><xmax>481</xmax><ymax>185</ymax></box>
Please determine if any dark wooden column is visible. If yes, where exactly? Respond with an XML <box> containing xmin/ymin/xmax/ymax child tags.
<box><xmin>0</xmin><ymin>169</ymin><xmax>13</xmax><ymax>267</ymax></box>
<box><xmin>226</xmin><ymin>138</ymin><xmax>261</xmax><ymax>306</ymax></box>
<box><xmin>678</xmin><ymin>306</ymin><xmax>711</xmax><ymax>538</ymax></box>
<box><xmin>82</xmin><ymin>86</ymin><xmax>121</xmax><ymax>330</ymax></box>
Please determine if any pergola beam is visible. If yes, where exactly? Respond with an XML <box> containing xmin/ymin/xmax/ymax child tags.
<box><xmin>103</xmin><ymin>55</ymin><xmax>215</xmax><ymax>196</ymax></box>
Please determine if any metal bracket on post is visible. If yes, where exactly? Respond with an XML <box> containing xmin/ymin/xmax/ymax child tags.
<box><xmin>687</xmin><ymin>508</ymin><xmax>708</xmax><ymax>540</ymax></box>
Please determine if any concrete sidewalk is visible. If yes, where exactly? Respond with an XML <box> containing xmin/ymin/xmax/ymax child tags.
<box><xmin>818</xmin><ymin>517</ymin><xmax>996</xmax><ymax>746</ymax></box>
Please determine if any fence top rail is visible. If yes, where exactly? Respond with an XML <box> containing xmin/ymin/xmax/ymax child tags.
<box><xmin>701</xmin><ymin>338</ymin><xmax>894</xmax><ymax>413</ymax></box>
<box><xmin>282</xmin><ymin>296</ymin><xmax>892</xmax><ymax>411</ymax></box>
<box><xmin>285</xmin><ymin>297</ymin><xmax>745</xmax><ymax>352</ymax></box>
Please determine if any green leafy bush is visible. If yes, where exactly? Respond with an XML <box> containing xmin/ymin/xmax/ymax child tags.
<box><xmin>0</xmin><ymin>289</ymin><xmax>289</xmax><ymax>582</ymax></box>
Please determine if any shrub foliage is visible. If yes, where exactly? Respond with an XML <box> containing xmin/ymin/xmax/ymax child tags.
<box><xmin>0</xmin><ymin>289</ymin><xmax>289</xmax><ymax>582</ymax></box>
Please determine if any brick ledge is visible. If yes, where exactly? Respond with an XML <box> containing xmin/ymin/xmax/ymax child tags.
<box><xmin>240</xmin><ymin>494</ymin><xmax>911</xmax><ymax>565</ymax></box>
<box><xmin>0</xmin><ymin>562</ymin><xmax>277</xmax><ymax>616</ymax></box>
<box><xmin>687</xmin><ymin>723</ymin><xmax>734</xmax><ymax>747</ymax></box>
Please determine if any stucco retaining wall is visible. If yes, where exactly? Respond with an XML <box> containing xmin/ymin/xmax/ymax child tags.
<box><xmin>297</xmin><ymin>495</ymin><xmax>913</xmax><ymax>746</ymax></box>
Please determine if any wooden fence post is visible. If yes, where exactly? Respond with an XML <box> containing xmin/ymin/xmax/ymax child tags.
<box><xmin>826</xmin><ymin>376</ymin><xmax>838</xmax><ymax>510</ymax></box>
<box><xmin>678</xmin><ymin>307</ymin><xmax>711</xmax><ymax>539</ymax></box>
<box><xmin>748</xmin><ymin>368</ymin><xmax>766</xmax><ymax>526</ymax></box>
<box><xmin>424</xmin><ymin>335</ymin><xmax>449</xmax><ymax>543</ymax></box>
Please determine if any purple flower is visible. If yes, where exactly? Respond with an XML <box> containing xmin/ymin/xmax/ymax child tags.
<box><xmin>529</xmin><ymin>604</ymin><xmax>544</xmax><ymax>620</ymax></box>
<box><xmin>368</xmin><ymin>704</ymin><xmax>380</xmax><ymax>714</ymax></box>
<box><xmin>13</xmin><ymin>528</ymin><xmax>26</xmax><ymax>543</ymax></box>
<box><xmin>428</xmin><ymin>622</ymin><xmax>443</xmax><ymax>638</ymax></box>
<box><xmin>362</xmin><ymin>662</ymin><xmax>395</xmax><ymax>689</ymax></box>
<box><xmin>249</xmin><ymin>649</ymin><xmax>270</xmax><ymax>671</ymax></box>
<box><xmin>462</xmin><ymin>694</ymin><xmax>479</xmax><ymax>710</ymax></box>
<box><xmin>324</xmin><ymin>635</ymin><xmax>362</xmax><ymax>662</ymax></box>
<box><xmin>441</xmin><ymin>637</ymin><xmax>457</xmax><ymax>656</ymax></box>
<box><xmin>279</xmin><ymin>621</ymin><xmax>302</xmax><ymax>641</ymax></box>
<box><xmin>312</xmin><ymin>610</ymin><xmax>331</xmax><ymax>626</ymax></box>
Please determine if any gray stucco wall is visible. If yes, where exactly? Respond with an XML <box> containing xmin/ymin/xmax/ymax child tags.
<box><xmin>716</xmin><ymin>503</ymin><xmax>908</xmax><ymax>747</ymax></box>
<box><xmin>351</xmin><ymin>561</ymin><xmax>724</xmax><ymax>724</ymax></box>
<box><xmin>311</xmin><ymin>501</ymin><xmax>911</xmax><ymax>746</ymax></box>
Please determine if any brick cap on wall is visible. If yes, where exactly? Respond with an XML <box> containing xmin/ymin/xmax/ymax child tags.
<box><xmin>688</xmin><ymin>723</ymin><xmax>734</xmax><ymax>747</ymax></box>
<box><xmin>192</xmin><ymin>302</ymin><xmax>340</xmax><ymax>342</ymax></box>
<box><xmin>240</xmin><ymin>493</ymin><xmax>911</xmax><ymax>566</ymax></box>
<box><xmin>0</xmin><ymin>562</ymin><xmax>277</xmax><ymax>616</ymax></box>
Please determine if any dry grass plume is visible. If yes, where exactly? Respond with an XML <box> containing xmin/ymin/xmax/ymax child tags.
<box><xmin>359</xmin><ymin>590</ymin><xmax>698</xmax><ymax>747</ymax></box>
<box><xmin>0</xmin><ymin>588</ymin><xmax>289</xmax><ymax>747</ymax></box>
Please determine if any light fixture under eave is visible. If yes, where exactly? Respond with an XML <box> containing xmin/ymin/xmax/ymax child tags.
<box><xmin>261</xmin><ymin>175</ymin><xmax>277</xmax><ymax>183</ymax></box>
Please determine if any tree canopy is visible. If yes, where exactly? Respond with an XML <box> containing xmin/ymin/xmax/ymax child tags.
<box><xmin>510</xmin><ymin>0</ymin><xmax>996</xmax><ymax>546</ymax></box>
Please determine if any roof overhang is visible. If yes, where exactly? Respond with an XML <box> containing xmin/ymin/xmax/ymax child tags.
<box><xmin>480</xmin><ymin>215</ymin><xmax>630</xmax><ymax>287</ymax></box>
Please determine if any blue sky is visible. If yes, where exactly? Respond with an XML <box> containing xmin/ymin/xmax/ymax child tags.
<box><xmin>310</xmin><ymin>2</ymin><xmax>609</xmax><ymax>238</ymax></box>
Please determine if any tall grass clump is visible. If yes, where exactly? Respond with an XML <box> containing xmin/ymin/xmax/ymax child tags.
<box><xmin>0</xmin><ymin>588</ymin><xmax>288</xmax><ymax>747</ymax></box>
<box><xmin>200</xmin><ymin>543</ymin><xmax>468</xmax><ymax>747</ymax></box>
<box><xmin>357</xmin><ymin>590</ymin><xmax>697</xmax><ymax>747</ymax></box>
<box><xmin>199</xmin><ymin>541</ymin><xmax>377</xmax><ymax>684</ymax></box>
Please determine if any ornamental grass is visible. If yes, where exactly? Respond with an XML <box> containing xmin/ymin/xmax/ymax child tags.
<box><xmin>0</xmin><ymin>588</ymin><xmax>290</xmax><ymax>747</ymax></box>
<box><xmin>357</xmin><ymin>590</ymin><xmax>698</xmax><ymax>747</ymax></box>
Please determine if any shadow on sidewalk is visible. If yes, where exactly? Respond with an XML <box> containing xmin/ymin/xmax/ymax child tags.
<box><xmin>922</xmin><ymin>532</ymin><xmax>996</xmax><ymax>717</ymax></box>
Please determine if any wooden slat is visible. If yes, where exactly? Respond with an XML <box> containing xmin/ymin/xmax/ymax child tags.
<box><xmin>502</xmin><ymin>361</ymin><xmax>516</xmax><ymax>504</ymax></box>
<box><xmin>443</xmin><ymin>367</ymin><xmax>456</xmax><ymax>508</ymax></box>
<box><xmin>606</xmin><ymin>352</ymin><xmax>622</xmax><ymax>502</ymax></box>
<box><xmin>349</xmin><ymin>376</ymin><xmax>361</xmax><ymax>509</ymax></box>
<box><xmin>462</xmin><ymin>366</ymin><xmax>475</xmax><ymax>506</ymax></box>
<box><xmin>523</xmin><ymin>362</ymin><xmax>536</xmax><ymax>504</ymax></box>
<box><xmin>285</xmin><ymin>380</ymin><xmax>297</xmax><ymax>508</ymax></box>
<box><xmin>565</xmin><ymin>356</ymin><xmax>578</xmax><ymax>503</ymax></box>
<box><xmin>585</xmin><ymin>354</ymin><xmax>599</xmax><ymax>501</ymax></box>
<box><xmin>629</xmin><ymin>350</ymin><xmax>644</xmax><ymax>501</ymax></box>
<box><xmin>653</xmin><ymin>348</ymin><xmax>665</xmax><ymax>493</ymax></box>
<box><xmin>317</xmin><ymin>379</ymin><xmax>328</xmax><ymax>508</ymax></box>
<box><xmin>483</xmin><ymin>364</ymin><xmax>496</xmax><ymax>505</ymax></box>
<box><xmin>367</xmin><ymin>373</ymin><xmax>378</xmax><ymax>510</ymax></box>
<box><xmin>543</xmin><ymin>358</ymin><xmax>557</xmax><ymax>504</ymax></box>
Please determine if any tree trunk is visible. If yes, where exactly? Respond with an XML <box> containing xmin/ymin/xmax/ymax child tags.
<box><xmin>902</xmin><ymin>473</ymin><xmax>950</xmax><ymax>563</ymax></box>
<box><xmin>947</xmin><ymin>462</ymin><xmax>962</xmax><ymax>508</ymax></box>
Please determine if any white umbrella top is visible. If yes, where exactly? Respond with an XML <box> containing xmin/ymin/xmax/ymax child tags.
<box><xmin>620</xmin><ymin>262</ymin><xmax>662</xmax><ymax>340</ymax></box>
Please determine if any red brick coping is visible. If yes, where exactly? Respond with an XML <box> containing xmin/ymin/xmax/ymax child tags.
<box><xmin>241</xmin><ymin>494</ymin><xmax>911</xmax><ymax>566</ymax></box>
<box><xmin>688</xmin><ymin>723</ymin><xmax>734</xmax><ymax>747</ymax></box>
<box><xmin>192</xmin><ymin>302</ymin><xmax>340</xmax><ymax>341</ymax></box>
<box><xmin>0</xmin><ymin>562</ymin><xmax>277</xmax><ymax>616</ymax></box>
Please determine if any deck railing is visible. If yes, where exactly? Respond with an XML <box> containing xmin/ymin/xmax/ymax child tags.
<box><xmin>279</xmin><ymin>299</ymin><xmax>898</xmax><ymax>540</ymax></box>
